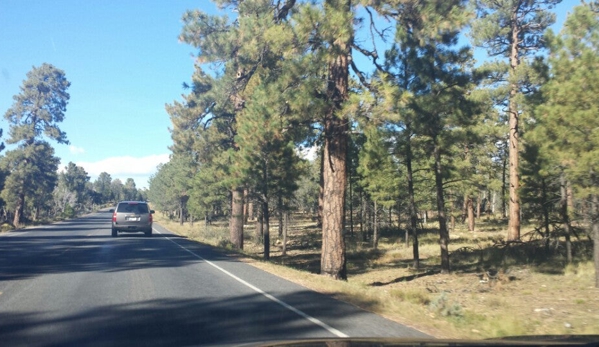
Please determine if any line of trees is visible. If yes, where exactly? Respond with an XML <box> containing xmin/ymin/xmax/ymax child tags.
<box><xmin>0</xmin><ymin>64</ymin><xmax>147</xmax><ymax>226</ymax></box>
<box><xmin>146</xmin><ymin>0</ymin><xmax>599</xmax><ymax>286</ymax></box>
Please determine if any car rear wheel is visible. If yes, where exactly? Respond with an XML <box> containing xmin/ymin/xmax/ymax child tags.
<box><xmin>112</xmin><ymin>228</ymin><xmax>118</xmax><ymax>237</ymax></box>
<box><xmin>145</xmin><ymin>229</ymin><xmax>152</xmax><ymax>237</ymax></box>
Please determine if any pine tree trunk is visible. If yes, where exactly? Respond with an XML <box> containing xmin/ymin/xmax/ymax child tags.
<box><xmin>179</xmin><ymin>204</ymin><xmax>184</xmax><ymax>226</ymax></box>
<box><xmin>360</xmin><ymin>192</ymin><xmax>365</xmax><ymax>241</ymax></box>
<box><xmin>567</xmin><ymin>183</ymin><xmax>574</xmax><ymax>215</ymax></box>
<box><xmin>278</xmin><ymin>194</ymin><xmax>283</xmax><ymax>237</ymax></box>
<box><xmin>560</xmin><ymin>173</ymin><xmax>573</xmax><ymax>263</ymax></box>
<box><xmin>262</xmin><ymin>159</ymin><xmax>270</xmax><ymax>259</ymax></box>
<box><xmin>282</xmin><ymin>211</ymin><xmax>289</xmax><ymax>256</ymax></box>
<box><xmin>263</xmin><ymin>199</ymin><xmax>270</xmax><ymax>260</ymax></box>
<box><xmin>373</xmin><ymin>201</ymin><xmax>379</xmax><ymax>249</ymax></box>
<box><xmin>433</xmin><ymin>143</ymin><xmax>450</xmax><ymax>273</ymax></box>
<box><xmin>243</xmin><ymin>189</ymin><xmax>249</xmax><ymax>223</ymax></box>
<box><xmin>405</xmin><ymin>130</ymin><xmax>419</xmax><ymax>269</ymax></box>
<box><xmin>349</xmin><ymin>166</ymin><xmax>354</xmax><ymax>237</ymax></box>
<box><xmin>13</xmin><ymin>191</ymin><xmax>24</xmax><ymax>228</ymax></box>
<box><xmin>467</xmin><ymin>196</ymin><xmax>475</xmax><ymax>232</ymax></box>
<box><xmin>320</xmin><ymin>0</ymin><xmax>350</xmax><ymax>281</ymax></box>
<box><xmin>321</xmin><ymin>114</ymin><xmax>348</xmax><ymax>279</ymax></box>
<box><xmin>593</xmin><ymin>194</ymin><xmax>599</xmax><ymax>288</ymax></box>
<box><xmin>502</xmin><ymin>156</ymin><xmax>507</xmax><ymax>218</ymax></box>
<box><xmin>507</xmin><ymin>15</ymin><xmax>521</xmax><ymax>241</ymax></box>
<box><xmin>230</xmin><ymin>188</ymin><xmax>244</xmax><ymax>250</ymax></box>
<box><xmin>256</xmin><ymin>209</ymin><xmax>263</xmax><ymax>243</ymax></box>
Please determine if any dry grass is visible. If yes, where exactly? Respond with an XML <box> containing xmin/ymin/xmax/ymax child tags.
<box><xmin>154</xmin><ymin>213</ymin><xmax>599</xmax><ymax>339</ymax></box>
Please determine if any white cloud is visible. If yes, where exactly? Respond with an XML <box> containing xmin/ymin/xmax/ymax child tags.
<box><xmin>69</xmin><ymin>145</ymin><xmax>85</xmax><ymax>154</ymax></box>
<box><xmin>77</xmin><ymin>154</ymin><xmax>170</xmax><ymax>189</ymax></box>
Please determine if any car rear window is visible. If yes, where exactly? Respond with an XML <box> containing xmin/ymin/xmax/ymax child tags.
<box><xmin>116</xmin><ymin>203</ymin><xmax>149</xmax><ymax>214</ymax></box>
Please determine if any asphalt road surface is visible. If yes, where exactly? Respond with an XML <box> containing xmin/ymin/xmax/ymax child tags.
<box><xmin>0</xmin><ymin>210</ymin><xmax>429</xmax><ymax>346</ymax></box>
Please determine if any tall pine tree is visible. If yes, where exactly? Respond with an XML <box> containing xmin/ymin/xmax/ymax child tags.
<box><xmin>471</xmin><ymin>0</ymin><xmax>561</xmax><ymax>241</ymax></box>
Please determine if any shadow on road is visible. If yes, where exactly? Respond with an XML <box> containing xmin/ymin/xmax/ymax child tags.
<box><xmin>0</xmin><ymin>291</ymin><xmax>361</xmax><ymax>346</ymax></box>
<box><xmin>0</xmin><ymin>215</ymin><xmax>227</xmax><ymax>282</ymax></box>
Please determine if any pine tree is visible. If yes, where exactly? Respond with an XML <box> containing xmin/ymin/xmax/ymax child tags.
<box><xmin>471</xmin><ymin>0</ymin><xmax>561</xmax><ymax>241</ymax></box>
<box><xmin>536</xmin><ymin>3</ymin><xmax>599</xmax><ymax>287</ymax></box>
<box><xmin>93</xmin><ymin>172</ymin><xmax>113</xmax><ymax>204</ymax></box>
<box><xmin>2</xmin><ymin>63</ymin><xmax>70</xmax><ymax>226</ymax></box>
<box><xmin>61</xmin><ymin>162</ymin><xmax>91</xmax><ymax>208</ymax></box>
<box><xmin>374</xmin><ymin>0</ymin><xmax>478</xmax><ymax>273</ymax></box>
<box><xmin>357</xmin><ymin>123</ymin><xmax>401</xmax><ymax>249</ymax></box>
<box><xmin>0</xmin><ymin>141</ymin><xmax>59</xmax><ymax>225</ymax></box>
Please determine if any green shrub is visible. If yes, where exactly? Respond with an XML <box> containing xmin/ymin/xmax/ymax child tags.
<box><xmin>429</xmin><ymin>292</ymin><xmax>463</xmax><ymax>317</ymax></box>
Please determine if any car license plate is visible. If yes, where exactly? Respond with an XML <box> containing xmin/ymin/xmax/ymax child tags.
<box><xmin>126</xmin><ymin>217</ymin><xmax>140</xmax><ymax>221</ymax></box>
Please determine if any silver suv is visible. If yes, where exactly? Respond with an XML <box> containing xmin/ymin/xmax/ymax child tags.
<box><xmin>111</xmin><ymin>201</ymin><xmax>154</xmax><ymax>237</ymax></box>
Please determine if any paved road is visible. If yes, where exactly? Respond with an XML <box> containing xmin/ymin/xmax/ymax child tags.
<box><xmin>0</xmin><ymin>210</ymin><xmax>429</xmax><ymax>346</ymax></box>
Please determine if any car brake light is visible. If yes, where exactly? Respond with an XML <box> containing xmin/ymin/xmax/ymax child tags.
<box><xmin>112</xmin><ymin>212</ymin><xmax>117</xmax><ymax>222</ymax></box>
<box><xmin>148</xmin><ymin>213</ymin><xmax>153</xmax><ymax>223</ymax></box>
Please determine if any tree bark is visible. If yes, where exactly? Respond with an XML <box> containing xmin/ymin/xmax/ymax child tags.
<box><xmin>373</xmin><ymin>201</ymin><xmax>379</xmax><ymax>249</ymax></box>
<box><xmin>320</xmin><ymin>0</ymin><xmax>350</xmax><ymax>280</ymax></box>
<box><xmin>433</xmin><ymin>142</ymin><xmax>450</xmax><ymax>273</ymax></box>
<box><xmin>243</xmin><ymin>188</ymin><xmax>249</xmax><ymax>223</ymax></box>
<box><xmin>282</xmin><ymin>211</ymin><xmax>289</xmax><ymax>256</ymax></box>
<box><xmin>179</xmin><ymin>204</ymin><xmax>184</xmax><ymax>226</ymax></box>
<box><xmin>467</xmin><ymin>196</ymin><xmax>475</xmax><ymax>232</ymax></box>
<box><xmin>405</xmin><ymin>129</ymin><xmax>419</xmax><ymax>269</ymax></box>
<box><xmin>230</xmin><ymin>188</ymin><xmax>244</xmax><ymax>250</ymax></box>
<box><xmin>263</xmin><ymin>199</ymin><xmax>270</xmax><ymax>260</ymax></box>
<box><xmin>256</xmin><ymin>209</ymin><xmax>263</xmax><ymax>243</ymax></box>
<box><xmin>502</xmin><ymin>156</ymin><xmax>508</xmax><ymax>218</ymax></box>
<box><xmin>593</xmin><ymin>194</ymin><xmax>599</xmax><ymax>288</ymax></box>
<box><xmin>349</xmin><ymin>161</ymin><xmax>354</xmax><ymax>237</ymax></box>
<box><xmin>321</xmin><ymin>112</ymin><xmax>348</xmax><ymax>279</ymax></box>
<box><xmin>278</xmin><ymin>194</ymin><xmax>283</xmax><ymax>237</ymax></box>
<box><xmin>560</xmin><ymin>173</ymin><xmax>572</xmax><ymax>263</ymax></box>
<box><xmin>507</xmin><ymin>11</ymin><xmax>521</xmax><ymax>241</ymax></box>
<box><xmin>360</xmin><ymin>191</ymin><xmax>365</xmax><ymax>241</ymax></box>
<box><xmin>13</xmin><ymin>191</ymin><xmax>24</xmax><ymax>228</ymax></box>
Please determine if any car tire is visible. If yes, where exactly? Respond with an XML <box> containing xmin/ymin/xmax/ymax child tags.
<box><xmin>145</xmin><ymin>229</ymin><xmax>152</xmax><ymax>237</ymax></box>
<box><xmin>112</xmin><ymin>228</ymin><xmax>118</xmax><ymax>237</ymax></box>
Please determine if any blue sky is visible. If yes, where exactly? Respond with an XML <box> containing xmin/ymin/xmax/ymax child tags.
<box><xmin>0</xmin><ymin>1</ymin><xmax>577</xmax><ymax>189</ymax></box>
<box><xmin>0</xmin><ymin>0</ymin><xmax>219</xmax><ymax>188</ymax></box>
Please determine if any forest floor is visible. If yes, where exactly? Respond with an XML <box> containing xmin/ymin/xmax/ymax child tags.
<box><xmin>154</xmin><ymin>213</ymin><xmax>599</xmax><ymax>339</ymax></box>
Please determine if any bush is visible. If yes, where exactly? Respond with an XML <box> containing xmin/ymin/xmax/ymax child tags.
<box><xmin>62</xmin><ymin>204</ymin><xmax>76</xmax><ymax>219</ymax></box>
<box><xmin>429</xmin><ymin>292</ymin><xmax>463</xmax><ymax>317</ymax></box>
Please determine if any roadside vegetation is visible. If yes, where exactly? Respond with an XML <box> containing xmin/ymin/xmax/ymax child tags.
<box><xmin>156</xmin><ymin>212</ymin><xmax>599</xmax><ymax>338</ymax></box>
<box><xmin>147</xmin><ymin>1</ymin><xmax>599</xmax><ymax>337</ymax></box>
<box><xmin>147</xmin><ymin>0</ymin><xmax>599</xmax><ymax>293</ymax></box>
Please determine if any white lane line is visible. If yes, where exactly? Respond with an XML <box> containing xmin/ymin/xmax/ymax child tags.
<box><xmin>154</xmin><ymin>227</ymin><xmax>348</xmax><ymax>338</ymax></box>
